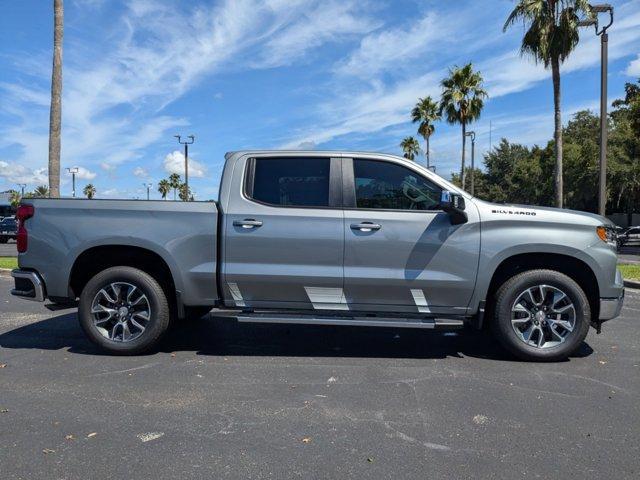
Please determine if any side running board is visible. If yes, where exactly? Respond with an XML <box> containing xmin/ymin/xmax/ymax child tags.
<box><xmin>231</xmin><ymin>313</ymin><xmax>465</xmax><ymax>329</ymax></box>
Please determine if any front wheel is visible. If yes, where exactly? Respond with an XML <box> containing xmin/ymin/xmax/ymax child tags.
<box><xmin>492</xmin><ymin>269</ymin><xmax>591</xmax><ymax>362</ymax></box>
<box><xmin>78</xmin><ymin>266</ymin><xmax>171</xmax><ymax>355</ymax></box>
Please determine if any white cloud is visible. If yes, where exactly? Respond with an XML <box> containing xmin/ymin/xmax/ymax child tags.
<box><xmin>626</xmin><ymin>54</ymin><xmax>640</xmax><ymax>77</ymax></box>
<box><xmin>0</xmin><ymin>160</ymin><xmax>48</xmax><ymax>185</ymax></box>
<box><xmin>132</xmin><ymin>166</ymin><xmax>148</xmax><ymax>178</ymax></box>
<box><xmin>335</xmin><ymin>13</ymin><xmax>443</xmax><ymax>78</ymax></box>
<box><xmin>68</xmin><ymin>166</ymin><xmax>97</xmax><ymax>180</ymax></box>
<box><xmin>163</xmin><ymin>151</ymin><xmax>207</xmax><ymax>178</ymax></box>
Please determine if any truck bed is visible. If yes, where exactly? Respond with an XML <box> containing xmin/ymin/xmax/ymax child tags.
<box><xmin>18</xmin><ymin>198</ymin><xmax>219</xmax><ymax>307</ymax></box>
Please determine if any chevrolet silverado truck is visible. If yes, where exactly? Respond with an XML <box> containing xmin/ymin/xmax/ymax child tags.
<box><xmin>10</xmin><ymin>151</ymin><xmax>624</xmax><ymax>360</ymax></box>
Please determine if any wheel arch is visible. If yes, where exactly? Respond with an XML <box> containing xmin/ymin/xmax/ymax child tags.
<box><xmin>482</xmin><ymin>252</ymin><xmax>600</xmax><ymax>323</ymax></box>
<box><xmin>69</xmin><ymin>245</ymin><xmax>179</xmax><ymax>307</ymax></box>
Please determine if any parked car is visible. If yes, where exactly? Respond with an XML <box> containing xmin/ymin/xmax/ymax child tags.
<box><xmin>0</xmin><ymin>216</ymin><xmax>17</xmax><ymax>243</ymax></box>
<box><xmin>619</xmin><ymin>226</ymin><xmax>640</xmax><ymax>247</ymax></box>
<box><xmin>10</xmin><ymin>151</ymin><xmax>624</xmax><ymax>361</ymax></box>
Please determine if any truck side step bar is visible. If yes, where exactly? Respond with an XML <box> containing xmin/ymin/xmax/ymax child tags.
<box><xmin>232</xmin><ymin>313</ymin><xmax>465</xmax><ymax>329</ymax></box>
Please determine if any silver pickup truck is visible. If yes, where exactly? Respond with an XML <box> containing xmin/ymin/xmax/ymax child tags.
<box><xmin>11</xmin><ymin>151</ymin><xmax>624</xmax><ymax>360</ymax></box>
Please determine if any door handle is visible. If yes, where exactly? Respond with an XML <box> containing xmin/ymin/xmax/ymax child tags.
<box><xmin>350</xmin><ymin>222</ymin><xmax>381</xmax><ymax>232</ymax></box>
<box><xmin>233</xmin><ymin>219</ymin><xmax>263</xmax><ymax>229</ymax></box>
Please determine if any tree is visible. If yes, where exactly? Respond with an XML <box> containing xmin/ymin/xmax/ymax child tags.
<box><xmin>33</xmin><ymin>185</ymin><xmax>50</xmax><ymax>197</ymax></box>
<box><xmin>439</xmin><ymin>63</ymin><xmax>487</xmax><ymax>190</ymax></box>
<box><xmin>504</xmin><ymin>0</ymin><xmax>592</xmax><ymax>208</ymax></box>
<box><xmin>8</xmin><ymin>190</ymin><xmax>21</xmax><ymax>208</ymax></box>
<box><xmin>178</xmin><ymin>183</ymin><xmax>194</xmax><ymax>202</ymax></box>
<box><xmin>411</xmin><ymin>96</ymin><xmax>440</xmax><ymax>168</ymax></box>
<box><xmin>83</xmin><ymin>183</ymin><xmax>96</xmax><ymax>199</ymax></box>
<box><xmin>168</xmin><ymin>173</ymin><xmax>181</xmax><ymax>200</ymax></box>
<box><xmin>48</xmin><ymin>0</ymin><xmax>64</xmax><ymax>198</ymax></box>
<box><xmin>157</xmin><ymin>179</ymin><xmax>171</xmax><ymax>200</ymax></box>
<box><xmin>400</xmin><ymin>136</ymin><xmax>420</xmax><ymax>161</ymax></box>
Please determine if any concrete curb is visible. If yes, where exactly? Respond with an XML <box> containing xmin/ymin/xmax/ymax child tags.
<box><xmin>0</xmin><ymin>268</ymin><xmax>12</xmax><ymax>276</ymax></box>
<box><xmin>624</xmin><ymin>279</ymin><xmax>640</xmax><ymax>289</ymax></box>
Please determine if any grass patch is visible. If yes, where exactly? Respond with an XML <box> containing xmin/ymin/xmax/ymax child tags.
<box><xmin>0</xmin><ymin>257</ymin><xmax>17</xmax><ymax>270</ymax></box>
<box><xmin>619</xmin><ymin>263</ymin><xmax>640</xmax><ymax>282</ymax></box>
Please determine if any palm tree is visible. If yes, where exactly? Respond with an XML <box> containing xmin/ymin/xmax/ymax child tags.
<box><xmin>168</xmin><ymin>173</ymin><xmax>181</xmax><ymax>200</ymax></box>
<box><xmin>411</xmin><ymin>96</ymin><xmax>440</xmax><ymax>168</ymax></box>
<box><xmin>158</xmin><ymin>179</ymin><xmax>171</xmax><ymax>200</ymax></box>
<box><xmin>178</xmin><ymin>183</ymin><xmax>194</xmax><ymax>202</ymax></box>
<box><xmin>440</xmin><ymin>63</ymin><xmax>487</xmax><ymax>190</ymax></box>
<box><xmin>504</xmin><ymin>0</ymin><xmax>592</xmax><ymax>208</ymax></box>
<box><xmin>48</xmin><ymin>0</ymin><xmax>63</xmax><ymax>198</ymax></box>
<box><xmin>9</xmin><ymin>190</ymin><xmax>21</xmax><ymax>208</ymax></box>
<box><xmin>33</xmin><ymin>185</ymin><xmax>50</xmax><ymax>197</ymax></box>
<box><xmin>400</xmin><ymin>136</ymin><xmax>421</xmax><ymax>161</ymax></box>
<box><xmin>83</xmin><ymin>183</ymin><xmax>96</xmax><ymax>199</ymax></box>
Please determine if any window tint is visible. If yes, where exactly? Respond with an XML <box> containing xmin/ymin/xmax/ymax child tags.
<box><xmin>353</xmin><ymin>159</ymin><xmax>442</xmax><ymax>210</ymax></box>
<box><xmin>250</xmin><ymin>157</ymin><xmax>330</xmax><ymax>207</ymax></box>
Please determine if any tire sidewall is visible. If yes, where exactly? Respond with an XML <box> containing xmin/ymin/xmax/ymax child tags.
<box><xmin>493</xmin><ymin>270</ymin><xmax>591</xmax><ymax>361</ymax></box>
<box><xmin>78</xmin><ymin>267</ymin><xmax>169</xmax><ymax>355</ymax></box>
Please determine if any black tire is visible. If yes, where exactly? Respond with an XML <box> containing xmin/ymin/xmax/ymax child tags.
<box><xmin>78</xmin><ymin>266</ymin><xmax>171</xmax><ymax>355</ymax></box>
<box><xmin>491</xmin><ymin>269</ymin><xmax>591</xmax><ymax>362</ymax></box>
<box><xmin>0</xmin><ymin>237</ymin><xmax>8</xmax><ymax>244</ymax></box>
<box><xmin>183</xmin><ymin>306</ymin><xmax>212</xmax><ymax>321</ymax></box>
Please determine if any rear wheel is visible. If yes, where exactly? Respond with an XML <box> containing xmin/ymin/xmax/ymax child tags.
<box><xmin>492</xmin><ymin>269</ymin><xmax>590</xmax><ymax>361</ymax></box>
<box><xmin>78</xmin><ymin>266</ymin><xmax>170</xmax><ymax>355</ymax></box>
<box><xmin>0</xmin><ymin>237</ymin><xmax>8</xmax><ymax>244</ymax></box>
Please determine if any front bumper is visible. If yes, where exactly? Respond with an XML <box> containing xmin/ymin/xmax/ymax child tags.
<box><xmin>10</xmin><ymin>269</ymin><xmax>46</xmax><ymax>302</ymax></box>
<box><xmin>599</xmin><ymin>290</ymin><xmax>624</xmax><ymax>321</ymax></box>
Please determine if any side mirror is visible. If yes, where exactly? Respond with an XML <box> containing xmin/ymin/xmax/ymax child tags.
<box><xmin>440</xmin><ymin>190</ymin><xmax>468</xmax><ymax>225</ymax></box>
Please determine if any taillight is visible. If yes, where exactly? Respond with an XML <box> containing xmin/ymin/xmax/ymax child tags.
<box><xmin>16</xmin><ymin>204</ymin><xmax>34</xmax><ymax>253</ymax></box>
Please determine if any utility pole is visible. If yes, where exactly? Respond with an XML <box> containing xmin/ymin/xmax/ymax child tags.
<box><xmin>143</xmin><ymin>183</ymin><xmax>152</xmax><ymax>201</ymax></box>
<box><xmin>18</xmin><ymin>184</ymin><xmax>26</xmax><ymax>197</ymax></box>
<box><xmin>66</xmin><ymin>167</ymin><xmax>78</xmax><ymax>198</ymax></box>
<box><xmin>174</xmin><ymin>134</ymin><xmax>195</xmax><ymax>201</ymax></box>
<box><xmin>465</xmin><ymin>131</ymin><xmax>476</xmax><ymax>196</ymax></box>
<box><xmin>578</xmin><ymin>4</ymin><xmax>613</xmax><ymax>217</ymax></box>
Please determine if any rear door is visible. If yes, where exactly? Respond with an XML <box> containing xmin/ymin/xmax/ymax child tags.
<box><xmin>223</xmin><ymin>155</ymin><xmax>346</xmax><ymax>310</ymax></box>
<box><xmin>342</xmin><ymin>157</ymin><xmax>480</xmax><ymax>315</ymax></box>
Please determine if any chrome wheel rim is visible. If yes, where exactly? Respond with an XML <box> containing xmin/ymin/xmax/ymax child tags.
<box><xmin>90</xmin><ymin>282</ymin><xmax>151</xmax><ymax>342</ymax></box>
<box><xmin>510</xmin><ymin>284</ymin><xmax>576</xmax><ymax>349</ymax></box>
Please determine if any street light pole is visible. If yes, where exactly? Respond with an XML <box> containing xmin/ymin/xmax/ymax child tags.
<box><xmin>174</xmin><ymin>134</ymin><xmax>195</xmax><ymax>201</ymax></box>
<box><xmin>465</xmin><ymin>131</ymin><xmax>476</xmax><ymax>196</ymax></box>
<box><xmin>18</xmin><ymin>184</ymin><xmax>26</xmax><ymax>197</ymax></box>
<box><xmin>578</xmin><ymin>4</ymin><xmax>613</xmax><ymax>217</ymax></box>
<box><xmin>143</xmin><ymin>183</ymin><xmax>152</xmax><ymax>201</ymax></box>
<box><xmin>66</xmin><ymin>167</ymin><xmax>79</xmax><ymax>198</ymax></box>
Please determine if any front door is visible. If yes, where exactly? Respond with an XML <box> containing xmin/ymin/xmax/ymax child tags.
<box><xmin>342</xmin><ymin>157</ymin><xmax>480</xmax><ymax>315</ymax></box>
<box><xmin>223</xmin><ymin>155</ymin><xmax>346</xmax><ymax>310</ymax></box>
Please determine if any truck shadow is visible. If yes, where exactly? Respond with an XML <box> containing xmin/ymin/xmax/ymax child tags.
<box><xmin>0</xmin><ymin>311</ymin><xmax>594</xmax><ymax>362</ymax></box>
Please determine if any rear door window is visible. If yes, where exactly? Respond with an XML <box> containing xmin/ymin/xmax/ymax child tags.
<box><xmin>248</xmin><ymin>157</ymin><xmax>331</xmax><ymax>207</ymax></box>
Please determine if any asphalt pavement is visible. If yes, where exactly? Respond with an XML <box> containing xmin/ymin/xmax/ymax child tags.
<box><xmin>0</xmin><ymin>274</ymin><xmax>638</xmax><ymax>479</ymax></box>
<box><xmin>0</xmin><ymin>241</ymin><xmax>17</xmax><ymax>257</ymax></box>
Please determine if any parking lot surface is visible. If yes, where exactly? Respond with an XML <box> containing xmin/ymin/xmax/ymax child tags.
<box><xmin>0</xmin><ymin>274</ymin><xmax>638</xmax><ymax>479</ymax></box>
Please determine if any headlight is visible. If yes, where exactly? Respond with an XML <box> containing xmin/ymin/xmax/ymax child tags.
<box><xmin>596</xmin><ymin>226</ymin><xmax>617</xmax><ymax>246</ymax></box>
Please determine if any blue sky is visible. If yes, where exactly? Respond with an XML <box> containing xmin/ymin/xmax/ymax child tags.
<box><xmin>1</xmin><ymin>0</ymin><xmax>639</xmax><ymax>200</ymax></box>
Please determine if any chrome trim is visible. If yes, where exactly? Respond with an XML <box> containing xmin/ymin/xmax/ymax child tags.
<box><xmin>11</xmin><ymin>269</ymin><xmax>46</xmax><ymax>302</ymax></box>
<box><xmin>599</xmin><ymin>291</ymin><xmax>624</xmax><ymax>321</ymax></box>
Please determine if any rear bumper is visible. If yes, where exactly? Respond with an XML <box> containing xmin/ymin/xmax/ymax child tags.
<box><xmin>10</xmin><ymin>269</ymin><xmax>46</xmax><ymax>302</ymax></box>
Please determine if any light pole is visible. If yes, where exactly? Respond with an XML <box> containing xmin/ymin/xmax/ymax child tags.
<box><xmin>66</xmin><ymin>167</ymin><xmax>79</xmax><ymax>198</ymax></box>
<box><xmin>17</xmin><ymin>184</ymin><xmax>26</xmax><ymax>197</ymax></box>
<box><xmin>578</xmin><ymin>4</ymin><xmax>613</xmax><ymax>216</ymax></box>
<box><xmin>465</xmin><ymin>131</ymin><xmax>476</xmax><ymax>196</ymax></box>
<box><xmin>174</xmin><ymin>134</ymin><xmax>195</xmax><ymax>201</ymax></box>
<box><xmin>143</xmin><ymin>183</ymin><xmax>152</xmax><ymax>201</ymax></box>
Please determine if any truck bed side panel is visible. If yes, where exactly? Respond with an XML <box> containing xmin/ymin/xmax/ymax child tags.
<box><xmin>19</xmin><ymin>199</ymin><xmax>218</xmax><ymax>306</ymax></box>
